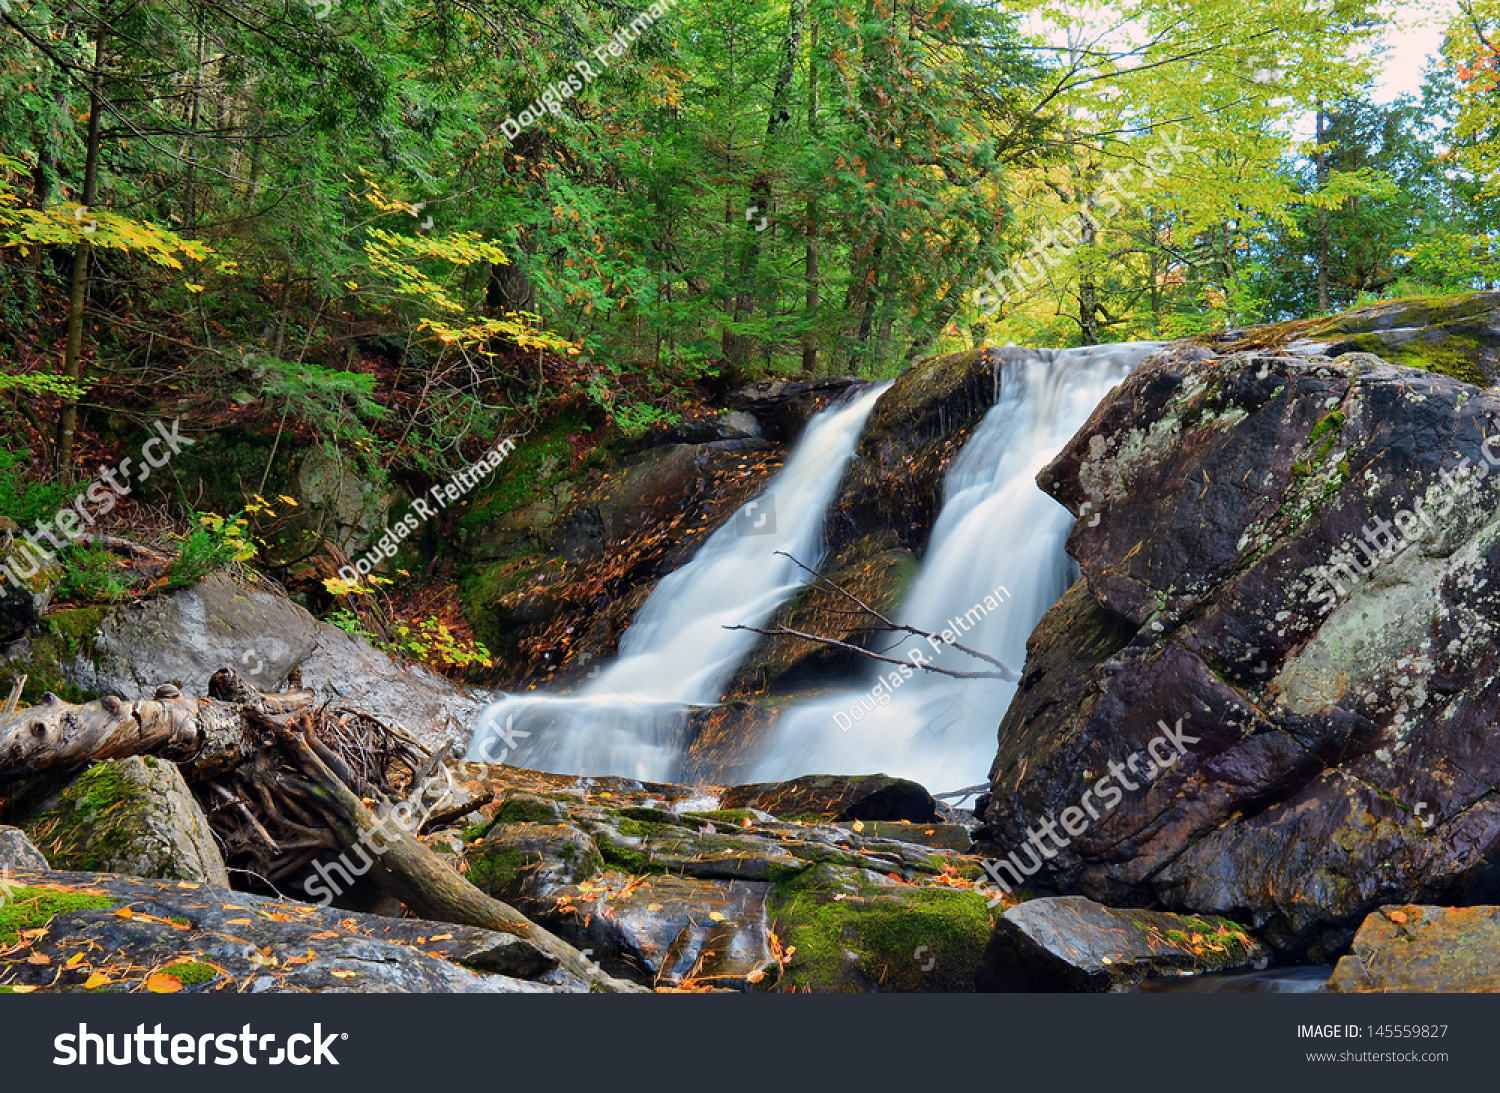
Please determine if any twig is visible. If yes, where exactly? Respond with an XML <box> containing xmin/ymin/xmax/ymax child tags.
<box><xmin>768</xmin><ymin>552</ymin><xmax>1017</xmax><ymax>678</ymax></box>
<box><xmin>724</xmin><ymin>625</ymin><xmax>1014</xmax><ymax>680</ymax></box>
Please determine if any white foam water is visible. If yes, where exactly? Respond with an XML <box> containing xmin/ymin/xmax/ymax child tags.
<box><xmin>749</xmin><ymin>344</ymin><xmax>1163</xmax><ymax>794</ymax></box>
<box><xmin>467</xmin><ymin>382</ymin><xmax>892</xmax><ymax>780</ymax></box>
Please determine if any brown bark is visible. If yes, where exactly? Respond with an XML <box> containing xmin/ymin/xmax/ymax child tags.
<box><xmin>56</xmin><ymin>23</ymin><xmax>108</xmax><ymax>479</ymax></box>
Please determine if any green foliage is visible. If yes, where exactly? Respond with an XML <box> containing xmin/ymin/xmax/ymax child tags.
<box><xmin>167</xmin><ymin>512</ymin><xmax>254</xmax><ymax>590</ymax></box>
<box><xmin>0</xmin><ymin>451</ymin><xmax>71</xmax><ymax>527</ymax></box>
<box><xmin>60</xmin><ymin>547</ymin><xmax>134</xmax><ymax>604</ymax></box>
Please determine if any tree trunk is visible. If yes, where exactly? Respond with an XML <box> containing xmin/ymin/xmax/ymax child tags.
<box><xmin>1316</xmin><ymin>103</ymin><xmax>1329</xmax><ymax>314</ymax></box>
<box><xmin>802</xmin><ymin>13</ymin><xmax>820</xmax><ymax>375</ymax></box>
<box><xmin>56</xmin><ymin>24</ymin><xmax>108</xmax><ymax>479</ymax></box>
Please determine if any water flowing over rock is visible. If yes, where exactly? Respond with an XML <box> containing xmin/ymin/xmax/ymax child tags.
<box><xmin>982</xmin><ymin>295</ymin><xmax>1500</xmax><ymax>958</ymax></box>
<box><xmin>468</xmin><ymin>383</ymin><xmax>891</xmax><ymax>781</ymax></box>
<box><xmin>752</xmin><ymin>344</ymin><xmax>1163</xmax><ymax>793</ymax></box>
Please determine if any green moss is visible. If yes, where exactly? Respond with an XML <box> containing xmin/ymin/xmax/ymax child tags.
<box><xmin>22</xmin><ymin>762</ymin><xmax>142</xmax><ymax>873</ymax></box>
<box><xmin>9</xmin><ymin>622</ymin><xmax>102</xmax><ymax>707</ymax></box>
<box><xmin>616</xmin><ymin>806</ymin><xmax>678</xmax><ymax>826</ymax></box>
<box><xmin>1308</xmin><ymin>410</ymin><xmax>1345</xmax><ymax>445</ymax></box>
<box><xmin>766</xmin><ymin>866</ymin><xmax>995</xmax><ymax>992</ymax></box>
<box><xmin>683</xmin><ymin>809</ymin><xmax>755</xmax><ymax>825</ymax></box>
<box><xmin>47</xmin><ymin>607</ymin><xmax>110</xmax><ymax>647</ymax></box>
<box><xmin>0</xmin><ymin>886</ymin><xmax>116</xmax><ymax>947</ymax></box>
<box><xmin>493</xmin><ymin>797</ymin><xmax>560</xmax><ymax>825</ymax></box>
<box><xmin>466</xmin><ymin>847</ymin><xmax>535</xmax><ymax>896</ymax></box>
<box><xmin>162</xmin><ymin>961</ymin><xmax>218</xmax><ymax>985</ymax></box>
<box><xmin>461</xmin><ymin>818</ymin><xmax>498</xmax><ymax>843</ymax></box>
<box><xmin>1334</xmin><ymin>332</ymin><xmax>1489</xmax><ymax>387</ymax></box>
<box><xmin>611</xmin><ymin>816</ymin><xmax>674</xmax><ymax>839</ymax></box>
<box><xmin>597</xmin><ymin>839</ymin><xmax>651</xmax><ymax>874</ymax></box>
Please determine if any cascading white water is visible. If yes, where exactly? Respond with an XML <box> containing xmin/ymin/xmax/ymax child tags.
<box><xmin>750</xmin><ymin>344</ymin><xmax>1163</xmax><ymax>795</ymax></box>
<box><xmin>467</xmin><ymin>382</ymin><xmax>891</xmax><ymax>780</ymax></box>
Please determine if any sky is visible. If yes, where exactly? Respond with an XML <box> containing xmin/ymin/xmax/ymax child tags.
<box><xmin>1372</xmin><ymin>0</ymin><xmax>1460</xmax><ymax>102</ymax></box>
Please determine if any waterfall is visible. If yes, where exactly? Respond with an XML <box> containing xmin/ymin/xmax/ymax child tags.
<box><xmin>467</xmin><ymin>382</ymin><xmax>892</xmax><ymax>780</ymax></box>
<box><xmin>750</xmin><ymin>344</ymin><xmax>1163</xmax><ymax>795</ymax></box>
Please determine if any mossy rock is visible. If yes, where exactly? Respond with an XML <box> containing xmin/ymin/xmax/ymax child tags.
<box><xmin>0</xmin><ymin>886</ymin><xmax>116</xmax><ymax>947</ymax></box>
<box><xmin>21</xmin><ymin>757</ymin><xmax>229</xmax><ymax>885</ymax></box>
<box><xmin>765</xmin><ymin>863</ymin><xmax>995</xmax><ymax>992</ymax></box>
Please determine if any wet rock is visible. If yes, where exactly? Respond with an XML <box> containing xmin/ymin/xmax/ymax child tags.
<box><xmin>722</xmin><ymin>773</ymin><xmax>939</xmax><ymax>824</ymax></box>
<box><xmin>467</xmin><ymin>822</ymin><xmax>603</xmax><ymax>903</ymax></box>
<box><xmin>1325</xmin><ymin>905</ymin><xmax>1500</xmax><ymax>992</ymax></box>
<box><xmin>0</xmin><ymin>825</ymin><xmax>47</xmax><ymax>871</ymax></box>
<box><xmin>979</xmin><ymin>896</ymin><xmax>1268</xmax><ymax>992</ymax></box>
<box><xmin>0</xmin><ymin>868</ymin><xmax>574</xmax><ymax>993</ymax></box>
<box><xmin>727</xmin><ymin>377</ymin><xmax>865</xmax><ymax>442</ymax></box>
<box><xmin>982</xmin><ymin>296</ymin><xmax>1500</xmax><ymax>956</ymax></box>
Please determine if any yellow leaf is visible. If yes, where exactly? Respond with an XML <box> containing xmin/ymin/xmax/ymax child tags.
<box><xmin>708</xmin><ymin>911</ymin><xmax>726</xmax><ymax>922</ymax></box>
<box><xmin>225</xmin><ymin>919</ymin><xmax>252</xmax><ymax>925</ymax></box>
<box><xmin>145</xmin><ymin>974</ymin><xmax>183</xmax><ymax>993</ymax></box>
<box><xmin>850</xmin><ymin>820</ymin><xmax>865</xmax><ymax>832</ymax></box>
<box><xmin>185</xmin><ymin>283</ymin><xmax>204</xmax><ymax>293</ymax></box>
<box><xmin>8</xmin><ymin>985</ymin><xmax>37</xmax><ymax>993</ymax></box>
<box><xmin>330</xmin><ymin>970</ymin><xmax>356</xmax><ymax>979</ymax></box>
<box><xmin>84</xmin><ymin>973</ymin><xmax>112</xmax><ymax>990</ymax></box>
<box><xmin>65</xmin><ymin>953</ymin><xmax>86</xmax><ymax>968</ymax></box>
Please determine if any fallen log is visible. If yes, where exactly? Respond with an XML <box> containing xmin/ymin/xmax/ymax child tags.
<box><xmin>0</xmin><ymin>672</ymin><xmax>643</xmax><ymax>991</ymax></box>
<box><xmin>261</xmin><ymin>713</ymin><xmax>642</xmax><ymax>992</ymax></box>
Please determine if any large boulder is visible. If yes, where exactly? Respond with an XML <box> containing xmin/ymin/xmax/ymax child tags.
<box><xmin>20</xmin><ymin>757</ymin><xmax>229</xmax><ymax>886</ymax></box>
<box><xmin>979</xmin><ymin>896</ymin><xmax>1268</xmax><ymax>991</ymax></box>
<box><xmin>60</xmin><ymin>573</ymin><xmax>491</xmax><ymax>749</ymax></box>
<box><xmin>1326</xmin><ymin>905</ymin><xmax>1500</xmax><ymax>992</ymax></box>
<box><xmin>981</xmin><ymin>292</ymin><xmax>1500</xmax><ymax>959</ymax></box>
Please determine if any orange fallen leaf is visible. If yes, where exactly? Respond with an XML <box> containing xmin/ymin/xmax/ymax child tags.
<box><xmin>145</xmin><ymin>974</ymin><xmax>182</xmax><ymax>993</ymax></box>
<box><xmin>26</xmin><ymin>953</ymin><xmax>51</xmax><ymax>965</ymax></box>
<box><xmin>429</xmin><ymin>933</ymin><xmax>453</xmax><ymax>941</ymax></box>
<box><xmin>745</xmin><ymin>968</ymin><xmax>765</xmax><ymax>984</ymax></box>
<box><xmin>113</xmin><ymin>908</ymin><xmax>134</xmax><ymax>920</ymax></box>
<box><xmin>176</xmin><ymin>882</ymin><xmax>201</xmax><ymax>889</ymax></box>
<box><xmin>225</xmin><ymin>919</ymin><xmax>252</xmax><ymax>925</ymax></box>
<box><xmin>1388</xmin><ymin>911</ymin><xmax>1409</xmax><ymax>925</ymax></box>
<box><xmin>7</xmin><ymin>984</ymin><xmax>36</xmax><ymax>993</ymax></box>
<box><xmin>310</xmin><ymin>932</ymin><xmax>341</xmax><ymax>940</ymax></box>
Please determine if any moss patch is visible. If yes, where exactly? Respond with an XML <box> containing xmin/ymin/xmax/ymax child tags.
<box><xmin>162</xmin><ymin>961</ymin><xmax>218</xmax><ymax>985</ymax></box>
<box><xmin>23</xmin><ymin>762</ymin><xmax>143</xmax><ymax>873</ymax></box>
<box><xmin>0</xmin><ymin>886</ymin><xmax>116</xmax><ymax>947</ymax></box>
<box><xmin>493</xmin><ymin>797</ymin><xmax>561</xmax><ymax>825</ymax></box>
<box><xmin>616</xmin><ymin>806</ymin><xmax>678</xmax><ymax>826</ymax></box>
<box><xmin>766</xmin><ymin>865</ymin><xmax>995</xmax><ymax>992</ymax></box>
<box><xmin>466</xmin><ymin>846</ymin><xmax>536</xmax><ymax>896</ymax></box>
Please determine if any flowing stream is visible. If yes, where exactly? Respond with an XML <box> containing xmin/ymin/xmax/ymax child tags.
<box><xmin>467</xmin><ymin>382</ymin><xmax>891</xmax><ymax>780</ymax></box>
<box><xmin>750</xmin><ymin>344</ymin><xmax>1162</xmax><ymax>794</ymax></box>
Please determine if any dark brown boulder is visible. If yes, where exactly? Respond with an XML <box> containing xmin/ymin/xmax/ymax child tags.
<box><xmin>721</xmin><ymin>772</ymin><xmax>939</xmax><ymax>823</ymax></box>
<box><xmin>982</xmin><ymin>293</ymin><xmax>1500</xmax><ymax>959</ymax></box>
